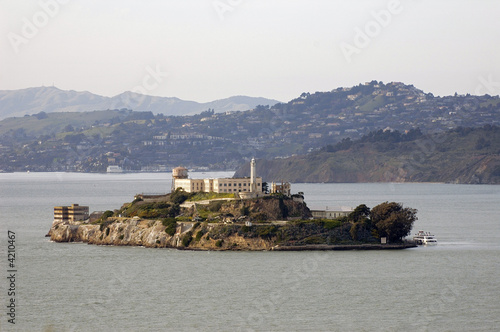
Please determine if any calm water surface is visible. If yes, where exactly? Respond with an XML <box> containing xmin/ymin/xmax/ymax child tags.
<box><xmin>1</xmin><ymin>172</ymin><xmax>499</xmax><ymax>331</ymax></box>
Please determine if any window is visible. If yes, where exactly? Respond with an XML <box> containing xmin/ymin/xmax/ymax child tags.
<box><xmin>228</xmin><ymin>183</ymin><xmax>231</xmax><ymax>186</ymax></box>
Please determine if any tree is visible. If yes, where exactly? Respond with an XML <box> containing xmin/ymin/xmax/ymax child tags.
<box><xmin>34</xmin><ymin>111</ymin><xmax>48</xmax><ymax>120</ymax></box>
<box><xmin>348</xmin><ymin>204</ymin><xmax>370</xmax><ymax>223</ymax></box>
<box><xmin>63</xmin><ymin>124</ymin><xmax>75</xmax><ymax>132</ymax></box>
<box><xmin>370</xmin><ymin>202</ymin><xmax>417</xmax><ymax>243</ymax></box>
<box><xmin>262</xmin><ymin>182</ymin><xmax>269</xmax><ymax>194</ymax></box>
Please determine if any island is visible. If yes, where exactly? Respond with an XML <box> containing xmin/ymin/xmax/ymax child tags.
<box><xmin>48</xmin><ymin>162</ymin><xmax>417</xmax><ymax>250</ymax></box>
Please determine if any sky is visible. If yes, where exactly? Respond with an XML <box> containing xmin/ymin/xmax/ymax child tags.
<box><xmin>1</xmin><ymin>0</ymin><xmax>500</xmax><ymax>103</ymax></box>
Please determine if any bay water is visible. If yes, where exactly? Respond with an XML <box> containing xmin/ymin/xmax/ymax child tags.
<box><xmin>1</xmin><ymin>172</ymin><xmax>499</xmax><ymax>331</ymax></box>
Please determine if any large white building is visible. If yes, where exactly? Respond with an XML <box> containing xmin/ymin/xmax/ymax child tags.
<box><xmin>172</xmin><ymin>158</ymin><xmax>263</xmax><ymax>198</ymax></box>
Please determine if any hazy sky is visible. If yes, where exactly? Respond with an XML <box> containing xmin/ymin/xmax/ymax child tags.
<box><xmin>1</xmin><ymin>0</ymin><xmax>500</xmax><ymax>102</ymax></box>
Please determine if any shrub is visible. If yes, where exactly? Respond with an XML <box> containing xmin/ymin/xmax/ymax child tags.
<box><xmin>207</xmin><ymin>200</ymin><xmax>224</xmax><ymax>212</ymax></box>
<box><xmin>182</xmin><ymin>231</ymin><xmax>193</xmax><ymax>247</ymax></box>
<box><xmin>170</xmin><ymin>188</ymin><xmax>193</xmax><ymax>204</ymax></box>
<box><xmin>195</xmin><ymin>230</ymin><xmax>204</xmax><ymax>241</ymax></box>
<box><xmin>256</xmin><ymin>225</ymin><xmax>278</xmax><ymax>239</ymax></box>
<box><xmin>98</xmin><ymin>210</ymin><xmax>114</xmax><ymax>223</ymax></box>
<box><xmin>350</xmin><ymin>223</ymin><xmax>359</xmax><ymax>241</ymax></box>
<box><xmin>323</xmin><ymin>220</ymin><xmax>342</xmax><ymax>229</ymax></box>
<box><xmin>253</xmin><ymin>213</ymin><xmax>268</xmax><ymax>221</ymax></box>
<box><xmin>240</xmin><ymin>225</ymin><xmax>251</xmax><ymax>233</ymax></box>
<box><xmin>215</xmin><ymin>239</ymin><xmax>223</xmax><ymax>247</ymax></box>
<box><xmin>162</xmin><ymin>217</ymin><xmax>177</xmax><ymax>236</ymax></box>
<box><xmin>119</xmin><ymin>234</ymin><xmax>124</xmax><ymax>240</ymax></box>
<box><xmin>240</xmin><ymin>205</ymin><xmax>250</xmax><ymax>216</ymax></box>
<box><xmin>304</xmin><ymin>235</ymin><xmax>326</xmax><ymax>244</ymax></box>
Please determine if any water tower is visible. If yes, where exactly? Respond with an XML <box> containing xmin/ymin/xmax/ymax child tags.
<box><xmin>172</xmin><ymin>166</ymin><xmax>188</xmax><ymax>192</ymax></box>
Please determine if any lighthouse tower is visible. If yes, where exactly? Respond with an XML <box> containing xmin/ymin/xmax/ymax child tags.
<box><xmin>250</xmin><ymin>157</ymin><xmax>257</xmax><ymax>193</ymax></box>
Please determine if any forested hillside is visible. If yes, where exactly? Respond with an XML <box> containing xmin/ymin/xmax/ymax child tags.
<box><xmin>234</xmin><ymin>126</ymin><xmax>500</xmax><ymax>184</ymax></box>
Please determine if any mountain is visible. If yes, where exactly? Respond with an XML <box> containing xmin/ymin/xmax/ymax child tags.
<box><xmin>234</xmin><ymin>126</ymin><xmax>500</xmax><ymax>184</ymax></box>
<box><xmin>1</xmin><ymin>81</ymin><xmax>499</xmax><ymax>173</ymax></box>
<box><xmin>0</xmin><ymin>86</ymin><xmax>280</xmax><ymax>120</ymax></box>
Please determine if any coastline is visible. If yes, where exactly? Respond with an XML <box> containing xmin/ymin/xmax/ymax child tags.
<box><xmin>47</xmin><ymin>218</ymin><xmax>417</xmax><ymax>252</ymax></box>
<box><xmin>271</xmin><ymin>243</ymin><xmax>417</xmax><ymax>251</ymax></box>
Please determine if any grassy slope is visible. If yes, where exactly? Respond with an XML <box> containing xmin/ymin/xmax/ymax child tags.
<box><xmin>0</xmin><ymin>110</ymin><xmax>128</xmax><ymax>137</ymax></box>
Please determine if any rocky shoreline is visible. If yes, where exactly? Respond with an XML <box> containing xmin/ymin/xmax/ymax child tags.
<box><xmin>47</xmin><ymin>217</ymin><xmax>416</xmax><ymax>251</ymax></box>
<box><xmin>272</xmin><ymin>243</ymin><xmax>416</xmax><ymax>251</ymax></box>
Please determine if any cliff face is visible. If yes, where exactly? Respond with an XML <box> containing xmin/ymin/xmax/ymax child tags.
<box><xmin>48</xmin><ymin>194</ymin><xmax>419</xmax><ymax>250</ymax></box>
<box><xmin>184</xmin><ymin>196</ymin><xmax>312</xmax><ymax>222</ymax></box>
<box><xmin>47</xmin><ymin>218</ymin><xmax>276</xmax><ymax>250</ymax></box>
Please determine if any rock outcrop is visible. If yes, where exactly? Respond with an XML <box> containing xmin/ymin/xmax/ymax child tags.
<box><xmin>47</xmin><ymin>218</ymin><xmax>277</xmax><ymax>250</ymax></box>
<box><xmin>47</xmin><ymin>195</ymin><xmax>416</xmax><ymax>250</ymax></box>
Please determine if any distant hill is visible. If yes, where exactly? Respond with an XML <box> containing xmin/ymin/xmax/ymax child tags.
<box><xmin>1</xmin><ymin>81</ymin><xmax>499</xmax><ymax>173</ymax></box>
<box><xmin>234</xmin><ymin>126</ymin><xmax>500</xmax><ymax>184</ymax></box>
<box><xmin>0</xmin><ymin>86</ymin><xmax>280</xmax><ymax>120</ymax></box>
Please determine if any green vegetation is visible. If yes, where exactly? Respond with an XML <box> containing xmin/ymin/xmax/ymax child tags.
<box><xmin>86</xmin><ymin>192</ymin><xmax>415</xmax><ymax>249</ymax></box>
<box><xmin>195</xmin><ymin>230</ymin><xmax>204</xmax><ymax>242</ymax></box>
<box><xmin>370</xmin><ymin>202</ymin><xmax>417</xmax><ymax>243</ymax></box>
<box><xmin>120</xmin><ymin>201</ymin><xmax>179</xmax><ymax>219</ymax></box>
<box><xmin>169</xmin><ymin>189</ymin><xmax>193</xmax><ymax>205</ymax></box>
<box><xmin>265</xmin><ymin>202</ymin><xmax>416</xmax><ymax>245</ymax></box>
<box><xmin>97</xmin><ymin>210</ymin><xmax>114</xmax><ymax>223</ymax></box>
<box><xmin>181</xmin><ymin>232</ymin><xmax>193</xmax><ymax>247</ymax></box>
<box><xmin>243</xmin><ymin>125</ymin><xmax>500</xmax><ymax>184</ymax></box>
<box><xmin>3</xmin><ymin>81</ymin><xmax>499</xmax><ymax>173</ymax></box>
<box><xmin>187</xmin><ymin>192</ymin><xmax>236</xmax><ymax>201</ymax></box>
<box><xmin>162</xmin><ymin>218</ymin><xmax>177</xmax><ymax>236</ymax></box>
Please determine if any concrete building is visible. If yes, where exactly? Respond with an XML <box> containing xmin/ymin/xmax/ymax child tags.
<box><xmin>270</xmin><ymin>181</ymin><xmax>291</xmax><ymax>197</ymax></box>
<box><xmin>310</xmin><ymin>208</ymin><xmax>353</xmax><ymax>220</ymax></box>
<box><xmin>172</xmin><ymin>158</ymin><xmax>263</xmax><ymax>198</ymax></box>
<box><xmin>54</xmin><ymin>204</ymin><xmax>89</xmax><ymax>222</ymax></box>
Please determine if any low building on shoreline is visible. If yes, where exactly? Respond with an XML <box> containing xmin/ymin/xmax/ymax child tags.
<box><xmin>311</xmin><ymin>207</ymin><xmax>353</xmax><ymax>220</ymax></box>
<box><xmin>54</xmin><ymin>204</ymin><xmax>89</xmax><ymax>222</ymax></box>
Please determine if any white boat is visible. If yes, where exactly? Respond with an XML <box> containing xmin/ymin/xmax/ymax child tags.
<box><xmin>107</xmin><ymin>165</ymin><xmax>123</xmax><ymax>173</ymax></box>
<box><xmin>413</xmin><ymin>230</ymin><xmax>438</xmax><ymax>245</ymax></box>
